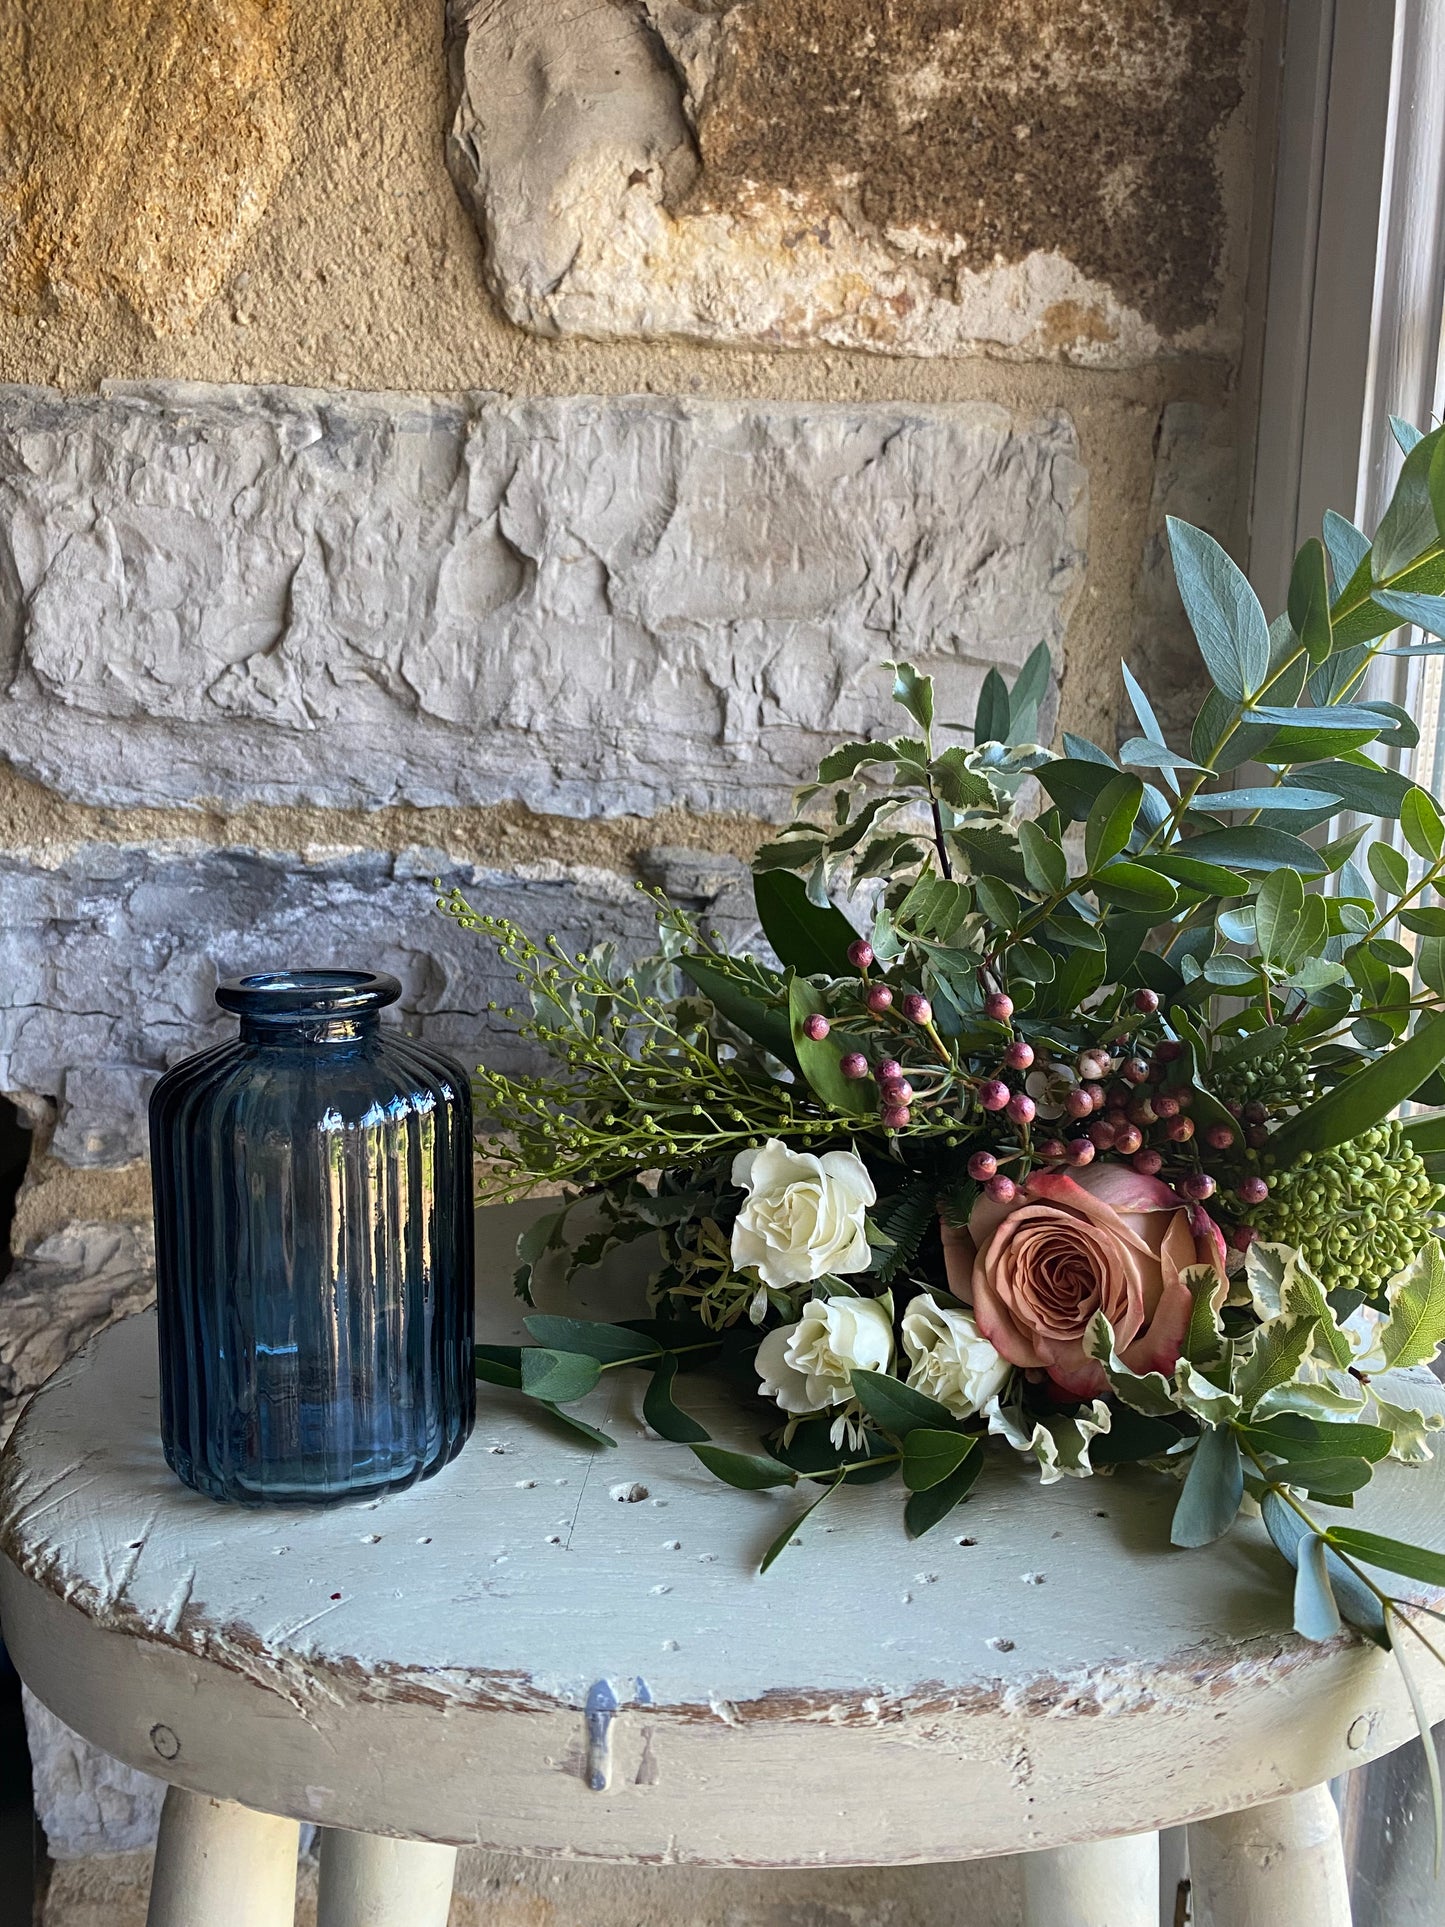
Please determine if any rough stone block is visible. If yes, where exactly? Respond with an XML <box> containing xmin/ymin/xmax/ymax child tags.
<box><xmin>22</xmin><ymin>1690</ymin><xmax>165</xmax><ymax>1860</ymax></box>
<box><xmin>445</xmin><ymin>0</ymin><xmax>1249</xmax><ymax>364</ymax></box>
<box><xmin>0</xmin><ymin>1</ymin><xmax>292</xmax><ymax>336</ymax></box>
<box><xmin>0</xmin><ymin>1221</ymin><xmax>155</xmax><ymax>1439</ymax></box>
<box><xmin>0</xmin><ymin>383</ymin><xmax>1084</xmax><ymax>816</ymax></box>
<box><xmin>0</xmin><ymin>844</ymin><xmax>753</xmax><ymax>1171</ymax></box>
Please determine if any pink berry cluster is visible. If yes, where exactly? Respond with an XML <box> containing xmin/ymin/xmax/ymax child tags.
<box><xmin>806</xmin><ymin>938</ymin><xmax>937</xmax><ymax>1131</ymax></box>
<box><xmin>964</xmin><ymin>990</ymin><xmax>1270</xmax><ymax>1218</ymax></box>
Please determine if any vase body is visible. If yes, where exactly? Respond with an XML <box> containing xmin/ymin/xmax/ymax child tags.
<box><xmin>150</xmin><ymin>970</ymin><xmax>474</xmax><ymax>1504</ymax></box>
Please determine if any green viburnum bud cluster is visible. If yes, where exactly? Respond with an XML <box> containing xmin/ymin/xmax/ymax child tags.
<box><xmin>1214</xmin><ymin>1040</ymin><xmax>1313</xmax><ymax>1113</ymax></box>
<box><xmin>1254</xmin><ymin>1122</ymin><xmax>1445</xmax><ymax>1294</ymax></box>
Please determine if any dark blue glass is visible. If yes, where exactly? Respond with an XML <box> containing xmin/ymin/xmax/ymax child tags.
<box><xmin>150</xmin><ymin>971</ymin><xmax>474</xmax><ymax>1504</ymax></box>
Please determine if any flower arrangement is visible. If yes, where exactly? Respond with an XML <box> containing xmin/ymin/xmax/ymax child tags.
<box><xmin>440</xmin><ymin>419</ymin><xmax>1445</xmax><ymax>1757</ymax></box>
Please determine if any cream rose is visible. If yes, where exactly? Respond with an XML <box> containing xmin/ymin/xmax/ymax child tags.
<box><xmin>901</xmin><ymin>1295</ymin><xmax>1011</xmax><ymax>1419</ymax></box>
<box><xmin>731</xmin><ymin>1140</ymin><xmax>876</xmax><ymax>1291</ymax></box>
<box><xmin>942</xmin><ymin>1165</ymin><xmax>1227</xmax><ymax>1400</ymax></box>
<box><xmin>755</xmin><ymin>1296</ymin><xmax>895</xmax><ymax>1422</ymax></box>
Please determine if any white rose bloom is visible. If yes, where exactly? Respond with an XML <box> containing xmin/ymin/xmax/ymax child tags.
<box><xmin>755</xmin><ymin>1297</ymin><xmax>895</xmax><ymax>1420</ymax></box>
<box><xmin>901</xmin><ymin>1295</ymin><xmax>1011</xmax><ymax>1419</ymax></box>
<box><xmin>731</xmin><ymin>1140</ymin><xmax>876</xmax><ymax>1290</ymax></box>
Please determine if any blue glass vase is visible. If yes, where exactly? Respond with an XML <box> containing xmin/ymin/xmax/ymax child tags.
<box><xmin>150</xmin><ymin>971</ymin><xmax>474</xmax><ymax>1504</ymax></box>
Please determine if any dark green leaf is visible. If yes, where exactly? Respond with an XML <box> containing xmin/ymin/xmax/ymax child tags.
<box><xmin>1285</xmin><ymin>1457</ymin><xmax>1375</xmax><ymax>1498</ymax></box>
<box><xmin>535</xmin><ymin>1403</ymin><xmax>618</xmax><ymax>1448</ymax></box>
<box><xmin>1284</xmin><ymin>760</ymin><xmax>1417</xmax><ymax>818</ymax></box>
<box><xmin>754</xmin><ymin>869</ymin><xmax>860</xmax><ymax>976</ymax></box>
<box><xmin>1400</xmin><ymin>908</ymin><xmax>1445</xmax><ymax>937</ymax></box>
<box><xmin>902</xmin><ymin>1427</ymin><xmax>978</xmax><ymax>1491</ymax></box>
<box><xmin>1288</xmin><ymin>537</ymin><xmax>1334</xmax><ymax>666</ymax></box>
<box><xmin>1373</xmin><ymin>425</ymin><xmax>1445</xmax><ymax>579</ymax></box>
<box><xmin>1019</xmin><ymin>819</ymin><xmax>1068</xmax><ymax>896</ymax></box>
<box><xmin>1255</xmin><ymin>868</ymin><xmax>1304</xmax><ymax>966</ymax></box>
<box><xmin>1084</xmin><ymin>773</ymin><xmax>1144</xmax><ymax>872</ymax></box>
<box><xmin>790</xmin><ymin>977</ymin><xmax>875</xmax><ymax>1117</ymax></box>
<box><xmin>524</xmin><ymin>1316</ymin><xmax>661</xmax><ymax>1364</ymax></box>
<box><xmin>1368</xmin><ymin>841</ymin><xmax>1410</xmax><ymax>896</ymax></box>
<box><xmin>1171</xmin><ymin>1425</ymin><xmax>1244</xmax><ymax>1546</ymax></box>
<box><xmin>520</xmin><ymin>1348</ymin><xmax>603</xmax><ymax>1405</ymax></box>
<box><xmin>1240</xmin><ymin>1416</ymin><xmax>1393</xmax><ymax>1463</ymax></box>
<box><xmin>1037</xmin><ymin>758</ymin><xmax>1121</xmax><ymax>820</ymax></box>
<box><xmin>690</xmin><ymin>1444</ymin><xmax>798</xmax><ymax>1490</ymax></box>
<box><xmin>758</xmin><ymin>1476</ymin><xmax>841</xmax><ymax>1575</ymax></box>
<box><xmin>974</xmin><ymin>876</ymin><xmax>1021</xmax><ymax>929</ymax></box>
<box><xmin>1090</xmin><ymin>1408</ymin><xmax>1189</xmax><ymax>1464</ymax></box>
<box><xmin>1143</xmin><ymin>851</ymin><xmax>1252</xmax><ymax>896</ymax></box>
<box><xmin>681</xmin><ymin>954</ymin><xmax>795</xmax><ymax>1061</ymax></box>
<box><xmin>904</xmin><ymin>1443</ymin><xmax>984</xmax><ymax>1537</ymax></box>
<box><xmin>1402</xmin><ymin>789</ymin><xmax>1445</xmax><ymax>861</ymax></box>
<box><xmin>1270</xmin><ymin>1014</ymin><xmax>1445</xmax><ymax>1163</ymax></box>
<box><xmin>1167</xmin><ymin>518</ymin><xmax>1270</xmax><ymax>701</ymax></box>
<box><xmin>1090</xmin><ymin>861</ymin><xmax>1179</xmax><ymax>912</ymax></box>
<box><xmin>642</xmin><ymin>1354</ymin><xmax>710</xmax><ymax>1444</ymax></box>
<box><xmin>1329</xmin><ymin>1528</ymin><xmax>1445</xmax><ymax>1588</ymax></box>
<box><xmin>974</xmin><ymin>667</ymin><xmax>1010</xmax><ymax>744</ymax></box>
<box><xmin>474</xmin><ymin>1343</ymin><xmax>523</xmax><ymax>1389</ymax></box>
<box><xmin>850</xmin><ymin>1367</ymin><xmax>961</xmax><ymax>1439</ymax></box>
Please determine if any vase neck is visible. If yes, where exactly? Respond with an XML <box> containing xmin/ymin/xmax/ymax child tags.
<box><xmin>216</xmin><ymin>969</ymin><xmax>402</xmax><ymax>1046</ymax></box>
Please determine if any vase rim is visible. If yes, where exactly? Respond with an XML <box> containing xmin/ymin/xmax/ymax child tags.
<box><xmin>216</xmin><ymin>970</ymin><xmax>403</xmax><ymax>1020</ymax></box>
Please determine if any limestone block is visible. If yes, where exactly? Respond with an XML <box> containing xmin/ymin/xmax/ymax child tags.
<box><xmin>1128</xmin><ymin>401</ymin><xmax>1239</xmax><ymax>744</ymax></box>
<box><xmin>0</xmin><ymin>844</ymin><xmax>753</xmax><ymax>1171</ymax></box>
<box><xmin>445</xmin><ymin>0</ymin><xmax>1249</xmax><ymax>364</ymax></box>
<box><xmin>22</xmin><ymin>1690</ymin><xmax>165</xmax><ymax>1860</ymax></box>
<box><xmin>0</xmin><ymin>383</ymin><xmax>1085</xmax><ymax>816</ymax></box>
<box><xmin>0</xmin><ymin>1</ymin><xmax>292</xmax><ymax>336</ymax></box>
<box><xmin>0</xmin><ymin>1221</ymin><xmax>155</xmax><ymax>1439</ymax></box>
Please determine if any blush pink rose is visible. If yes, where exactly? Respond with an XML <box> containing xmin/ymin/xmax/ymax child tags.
<box><xmin>941</xmin><ymin>1165</ymin><xmax>1227</xmax><ymax>1400</ymax></box>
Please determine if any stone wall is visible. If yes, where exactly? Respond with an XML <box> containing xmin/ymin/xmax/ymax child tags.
<box><xmin>0</xmin><ymin>0</ymin><xmax>1278</xmax><ymax>1911</ymax></box>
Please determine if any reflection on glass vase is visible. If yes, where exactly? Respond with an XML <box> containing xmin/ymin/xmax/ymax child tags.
<box><xmin>150</xmin><ymin>970</ymin><xmax>474</xmax><ymax>1504</ymax></box>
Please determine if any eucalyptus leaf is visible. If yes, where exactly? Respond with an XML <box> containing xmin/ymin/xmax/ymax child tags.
<box><xmin>643</xmin><ymin>1353</ymin><xmax>710</xmax><ymax>1444</ymax></box>
<box><xmin>1288</xmin><ymin>537</ymin><xmax>1334</xmax><ymax>666</ymax></box>
<box><xmin>524</xmin><ymin>1316</ymin><xmax>661</xmax><ymax>1365</ymax></box>
<box><xmin>1294</xmin><ymin>1533</ymin><xmax>1344</xmax><ymax>1639</ymax></box>
<box><xmin>1261</xmin><ymin>1492</ymin><xmax>1389</xmax><ymax>1646</ymax></box>
<box><xmin>520</xmin><ymin>1348</ymin><xmax>604</xmax><ymax>1405</ymax></box>
<box><xmin>1323</xmin><ymin>509</ymin><xmax>1371</xmax><ymax>588</ymax></box>
<box><xmin>1171</xmin><ymin>1425</ymin><xmax>1244</xmax><ymax>1546</ymax></box>
<box><xmin>1167</xmin><ymin>518</ymin><xmax>1270</xmax><ymax>701</ymax></box>
<box><xmin>690</xmin><ymin>1444</ymin><xmax>798</xmax><ymax>1490</ymax></box>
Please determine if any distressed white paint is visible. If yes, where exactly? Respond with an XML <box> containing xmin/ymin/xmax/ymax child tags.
<box><xmin>1019</xmin><ymin>1832</ymin><xmax>1158</xmax><ymax>1927</ymax></box>
<box><xmin>144</xmin><ymin>1787</ymin><xmax>299</xmax><ymax>1927</ymax></box>
<box><xmin>1187</xmin><ymin>1785</ymin><xmax>1352</xmax><ymax>1927</ymax></box>
<box><xmin>316</xmin><ymin>1830</ymin><xmax>457</xmax><ymax>1927</ymax></box>
<box><xmin>1</xmin><ymin>1203</ymin><xmax>1441</xmax><ymax>1870</ymax></box>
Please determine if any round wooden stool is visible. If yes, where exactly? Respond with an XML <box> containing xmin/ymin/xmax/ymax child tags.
<box><xmin>3</xmin><ymin>1204</ymin><xmax>1443</xmax><ymax>1927</ymax></box>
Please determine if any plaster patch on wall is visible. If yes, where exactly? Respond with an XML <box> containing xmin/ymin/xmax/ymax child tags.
<box><xmin>0</xmin><ymin>844</ymin><xmax>757</xmax><ymax>1171</ymax></box>
<box><xmin>0</xmin><ymin>383</ymin><xmax>1084</xmax><ymax>817</ymax></box>
<box><xmin>0</xmin><ymin>0</ymin><xmax>293</xmax><ymax>337</ymax></box>
<box><xmin>445</xmin><ymin>0</ymin><xmax>1249</xmax><ymax>363</ymax></box>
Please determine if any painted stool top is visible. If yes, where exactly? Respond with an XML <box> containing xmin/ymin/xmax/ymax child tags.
<box><xmin>2</xmin><ymin>1203</ymin><xmax>1442</xmax><ymax>1865</ymax></box>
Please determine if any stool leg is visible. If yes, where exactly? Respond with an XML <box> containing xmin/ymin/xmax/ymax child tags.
<box><xmin>1187</xmin><ymin>1784</ymin><xmax>1351</xmax><ymax>1927</ymax></box>
<box><xmin>146</xmin><ymin>1785</ymin><xmax>299</xmax><ymax>1927</ymax></box>
<box><xmin>1021</xmin><ymin>1830</ymin><xmax>1160</xmax><ymax>1926</ymax></box>
<box><xmin>317</xmin><ymin>1827</ymin><xmax>457</xmax><ymax>1927</ymax></box>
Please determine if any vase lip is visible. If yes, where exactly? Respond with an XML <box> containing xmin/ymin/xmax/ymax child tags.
<box><xmin>216</xmin><ymin>970</ymin><xmax>403</xmax><ymax>1021</ymax></box>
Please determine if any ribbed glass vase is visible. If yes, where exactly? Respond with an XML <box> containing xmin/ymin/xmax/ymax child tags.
<box><xmin>150</xmin><ymin>970</ymin><xmax>474</xmax><ymax>1504</ymax></box>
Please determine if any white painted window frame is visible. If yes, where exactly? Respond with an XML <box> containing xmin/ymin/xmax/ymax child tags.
<box><xmin>1249</xmin><ymin>0</ymin><xmax>1445</xmax><ymax>784</ymax></box>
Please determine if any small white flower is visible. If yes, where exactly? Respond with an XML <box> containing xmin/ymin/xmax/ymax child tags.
<box><xmin>755</xmin><ymin>1297</ymin><xmax>895</xmax><ymax>1427</ymax></box>
<box><xmin>901</xmin><ymin>1294</ymin><xmax>1011</xmax><ymax>1419</ymax></box>
<box><xmin>731</xmin><ymin>1139</ymin><xmax>876</xmax><ymax>1291</ymax></box>
<box><xmin>1025</xmin><ymin>1061</ymin><xmax>1077</xmax><ymax>1120</ymax></box>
